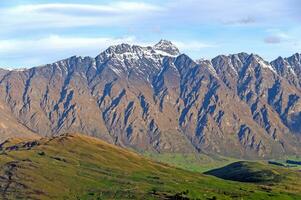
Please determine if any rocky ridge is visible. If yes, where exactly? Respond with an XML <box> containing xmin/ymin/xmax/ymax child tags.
<box><xmin>0</xmin><ymin>40</ymin><xmax>301</xmax><ymax>158</ymax></box>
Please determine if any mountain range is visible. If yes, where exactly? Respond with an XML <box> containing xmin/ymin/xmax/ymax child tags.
<box><xmin>1</xmin><ymin>40</ymin><xmax>301</xmax><ymax>159</ymax></box>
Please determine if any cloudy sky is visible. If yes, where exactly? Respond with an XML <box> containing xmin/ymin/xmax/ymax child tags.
<box><xmin>0</xmin><ymin>0</ymin><xmax>300</xmax><ymax>68</ymax></box>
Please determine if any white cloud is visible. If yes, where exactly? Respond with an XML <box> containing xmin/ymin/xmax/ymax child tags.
<box><xmin>0</xmin><ymin>35</ymin><xmax>140</xmax><ymax>67</ymax></box>
<box><xmin>0</xmin><ymin>35</ymin><xmax>137</xmax><ymax>54</ymax></box>
<box><xmin>173</xmin><ymin>41</ymin><xmax>215</xmax><ymax>51</ymax></box>
<box><xmin>163</xmin><ymin>0</ymin><xmax>297</xmax><ymax>26</ymax></box>
<box><xmin>12</xmin><ymin>4</ymin><xmax>109</xmax><ymax>13</ymax></box>
<box><xmin>264</xmin><ymin>36</ymin><xmax>283</xmax><ymax>44</ymax></box>
<box><xmin>0</xmin><ymin>35</ymin><xmax>214</xmax><ymax>68</ymax></box>
<box><xmin>0</xmin><ymin>35</ymin><xmax>214</xmax><ymax>59</ymax></box>
<box><xmin>264</xmin><ymin>30</ymin><xmax>289</xmax><ymax>44</ymax></box>
<box><xmin>0</xmin><ymin>0</ymin><xmax>298</xmax><ymax>34</ymax></box>
<box><xmin>0</xmin><ymin>0</ymin><xmax>300</xmax><ymax>67</ymax></box>
<box><xmin>0</xmin><ymin>2</ymin><xmax>163</xmax><ymax>31</ymax></box>
<box><xmin>263</xmin><ymin>29</ymin><xmax>298</xmax><ymax>46</ymax></box>
<box><xmin>12</xmin><ymin>2</ymin><xmax>162</xmax><ymax>14</ymax></box>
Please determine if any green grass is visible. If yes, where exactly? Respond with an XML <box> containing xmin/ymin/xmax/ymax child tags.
<box><xmin>143</xmin><ymin>152</ymin><xmax>239</xmax><ymax>173</ymax></box>
<box><xmin>205</xmin><ymin>161</ymin><xmax>301</xmax><ymax>196</ymax></box>
<box><xmin>268</xmin><ymin>155</ymin><xmax>301</xmax><ymax>170</ymax></box>
<box><xmin>143</xmin><ymin>151</ymin><xmax>301</xmax><ymax>173</ymax></box>
<box><xmin>0</xmin><ymin>134</ymin><xmax>300</xmax><ymax>199</ymax></box>
<box><xmin>205</xmin><ymin>161</ymin><xmax>284</xmax><ymax>182</ymax></box>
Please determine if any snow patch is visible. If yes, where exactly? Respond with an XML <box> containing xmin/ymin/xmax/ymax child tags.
<box><xmin>111</xmin><ymin>67</ymin><xmax>123</xmax><ymax>75</ymax></box>
<box><xmin>252</xmin><ymin>55</ymin><xmax>276</xmax><ymax>74</ymax></box>
<box><xmin>258</xmin><ymin>60</ymin><xmax>277</xmax><ymax>73</ymax></box>
<box><xmin>155</xmin><ymin>49</ymin><xmax>178</xmax><ymax>57</ymax></box>
<box><xmin>288</xmin><ymin>65</ymin><xmax>297</xmax><ymax>76</ymax></box>
<box><xmin>1</xmin><ymin>67</ymin><xmax>27</xmax><ymax>72</ymax></box>
<box><xmin>207</xmin><ymin>64</ymin><xmax>218</xmax><ymax>77</ymax></box>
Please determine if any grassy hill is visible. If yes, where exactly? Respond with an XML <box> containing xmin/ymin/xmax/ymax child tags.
<box><xmin>143</xmin><ymin>152</ymin><xmax>239</xmax><ymax>173</ymax></box>
<box><xmin>0</xmin><ymin>134</ymin><xmax>301</xmax><ymax>199</ymax></box>
<box><xmin>205</xmin><ymin>161</ymin><xmax>301</xmax><ymax>196</ymax></box>
<box><xmin>205</xmin><ymin>161</ymin><xmax>284</xmax><ymax>183</ymax></box>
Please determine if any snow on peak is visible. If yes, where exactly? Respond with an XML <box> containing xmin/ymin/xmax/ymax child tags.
<box><xmin>0</xmin><ymin>67</ymin><xmax>27</xmax><ymax>72</ymax></box>
<box><xmin>251</xmin><ymin>54</ymin><xmax>277</xmax><ymax>73</ymax></box>
<box><xmin>153</xmin><ymin>39</ymin><xmax>180</xmax><ymax>56</ymax></box>
<box><xmin>98</xmin><ymin>40</ymin><xmax>180</xmax><ymax>62</ymax></box>
<box><xmin>290</xmin><ymin>53</ymin><xmax>301</xmax><ymax>62</ymax></box>
<box><xmin>195</xmin><ymin>58</ymin><xmax>206</xmax><ymax>63</ymax></box>
<box><xmin>95</xmin><ymin>41</ymin><xmax>181</xmax><ymax>77</ymax></box>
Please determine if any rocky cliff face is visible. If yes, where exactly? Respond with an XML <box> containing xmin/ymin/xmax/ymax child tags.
<box><xmin>0</xmin><ymin>40</ymin><xmax>300</xmax><ymax>158</ymax></box>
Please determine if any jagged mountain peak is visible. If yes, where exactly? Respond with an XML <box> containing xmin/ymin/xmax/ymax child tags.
<box><xmin>174</xmin><ymin>53</ymin><xmax>196</xmax><ymax>66</ymax></box>
<box><xmin>270</xmin><ymin>54</ymin><xmax>301</xmax><ymax>89</ymax></box>
<box><xmin>211</xmin><ymin>53</ymin><xmax>249</xmax><ymax>67</ymax></box>
<box><xmin>0</xmin><ymin>67</ymin><xmax>27</xmax><ymax>72</ymax></box>
<box><xmin>244</xmin><ymin>53</ymin><xmax>276</xmax><ymax>73</ymax></box>
<box><xmin>212</xmin><ymin>52</ymin><xmax>249</xmax><ymax>59</ymax></box>
<box><xmin>271</xmin><ymin>56</ymin><xmax>288</xmax><ymax>66</ymax></box>
<box><xmin>288</xmin><ymin>53</ymin><xmax>301</xmax><ymax>63</ymax></box>
<box><xmin>274</xmin><ymin>56</ymin><xmax>284</xmax><ymax>61</ymax></box>
<box><xmin>195</xmin><ymin>58</ymin><xmax>206</xmax><ymax>63</ymax></box>
<box><xmin>96</xmin><ymin>40</ymin><xmax>180</xmax><ymax>62</ymax></box>
<box><xmin>211</xmin><ymin>53</ymin><xmax>250</xmax><ymax>76</ymax></box>
<box><xmin>292</xmin><ymin>52</ymin><xmax>301</xmax><ymax>58</ymax></box>
<box><xmin>105</xmin><ymin>43</ymin><xmax>138</xmax><ymax>54</ymax></box>
<box><xmin>246</xmin><ymin>54</ymin><xmax>264</xmax><ymax>64</ymax></box>
<box><xmin>248</xmin><ymin>53</ymin><xmax>262</xmax><ymax>60</ymax></box>
<box><xmin>92</xmin><ymin>42</ymin><xmax>182</xmax><ymax>78</ymax></box>
<box><xmin>102</xmin><ymin>43</ymin><xmax>137</xmax><ymax>56</ymax></box>
<box><xmin>153</xmin><ymin>39</ymin><xmax>180</xmax><ymax>56</ymax></box>
<box><xmin>230</xmin><ymin>52</ymin><xmax>250</xmax><ymax>61</ymax></box>
<box><xmin>212</xmin><ymin>54</ymin><xmax>227</xmax><ymax>61</ymax></box>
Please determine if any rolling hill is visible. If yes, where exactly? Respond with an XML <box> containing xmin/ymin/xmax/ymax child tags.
<box><xmin>0</xmin><ymin>134</ymin><xmax>301</xmax><ymax>199</ymax></box>
<box><xmin>205</xmin><ymin>161</ymin><xmax>301</xmax><ymax>183</ymax></box>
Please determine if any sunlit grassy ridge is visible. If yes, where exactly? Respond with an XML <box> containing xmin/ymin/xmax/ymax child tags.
<box><xmin>0</xmin><ymin>134</ymin><xmax>300</xmax><ymax>199</ymax></box>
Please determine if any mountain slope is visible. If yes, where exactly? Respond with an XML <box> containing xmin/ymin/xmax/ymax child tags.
<box><xmin>0</xmin><ymin>41</ymin><xmax>301</xmax><ymax>158</ymax></box>
<box><xmin>0</xmin><ymin>134</ymin><xmax>301</xmax><ymax>199</ymax></box>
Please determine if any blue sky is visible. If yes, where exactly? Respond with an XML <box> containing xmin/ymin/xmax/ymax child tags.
<box><xmin>0</xmin><ymin>0</ymin><xmax>300</xmax><ymax>68</ymax></box>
